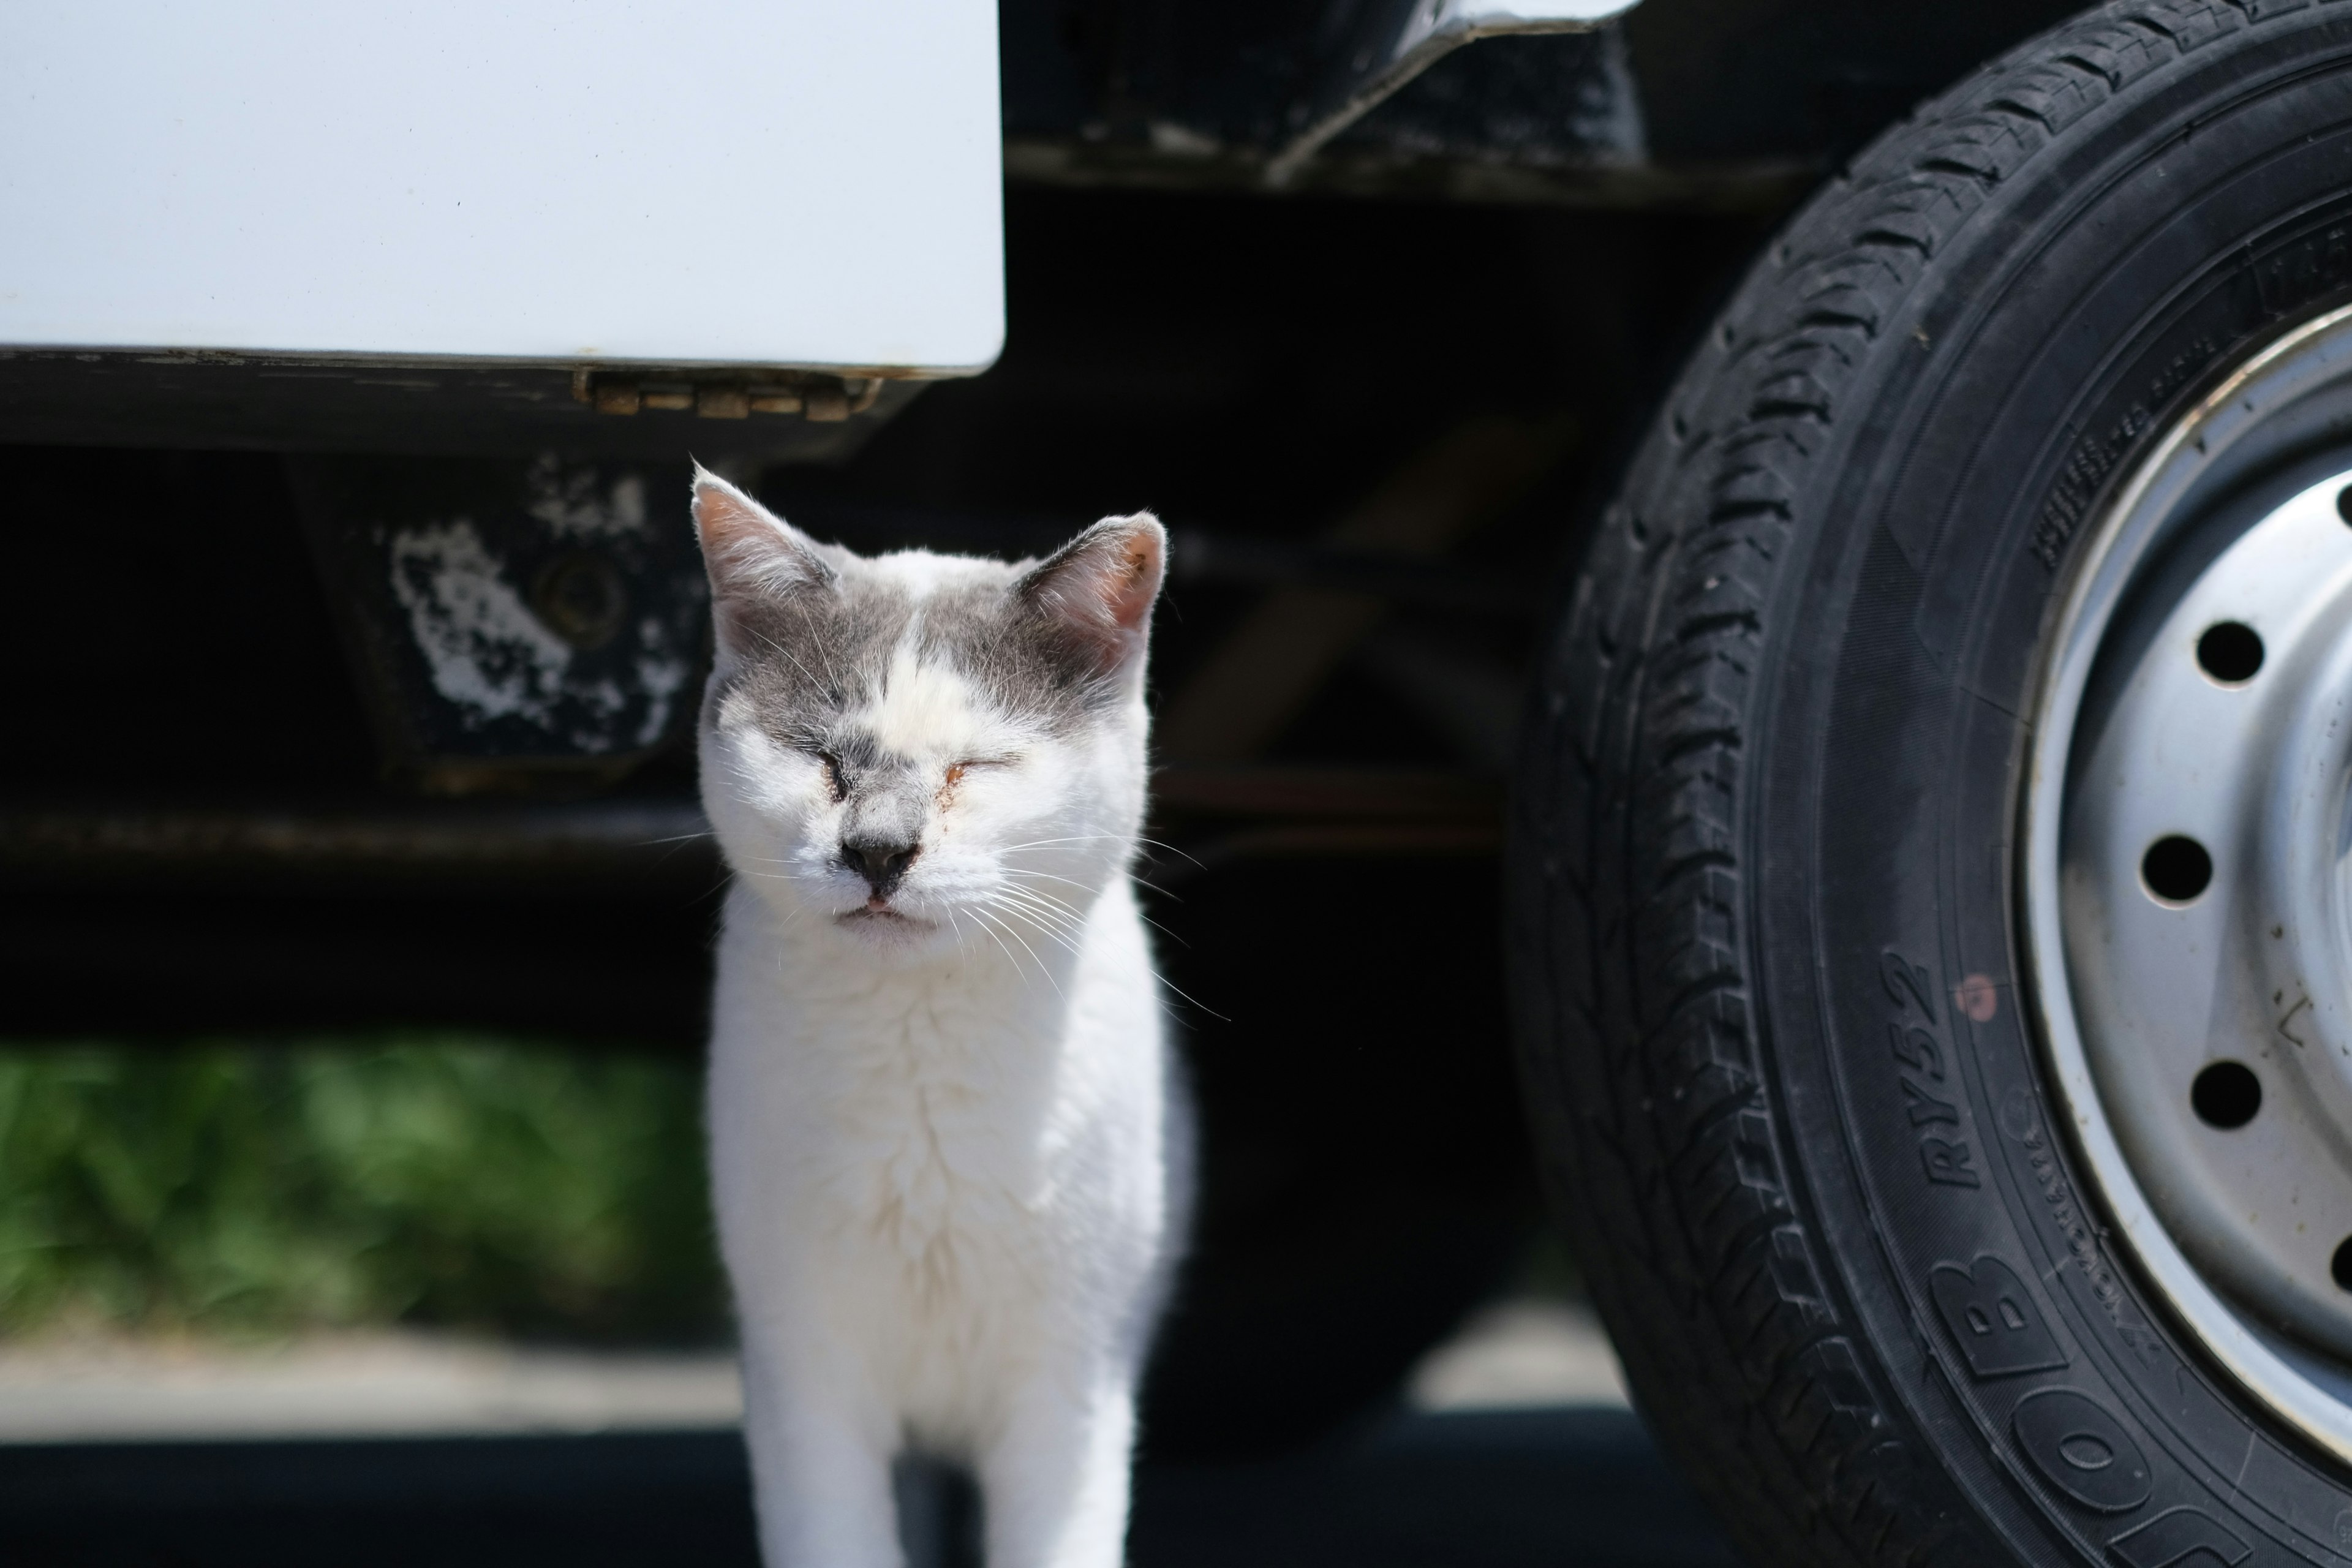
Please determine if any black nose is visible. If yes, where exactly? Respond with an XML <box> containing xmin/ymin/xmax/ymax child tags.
<box><xmin>843</xmin><ymin>839</ymin><xmax>919</xmax><ymax>897</ymax></box>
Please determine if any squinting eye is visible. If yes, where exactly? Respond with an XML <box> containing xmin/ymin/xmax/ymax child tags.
<box><xmin>816</xmin><ymin>752</ymin><xmax>846</xmax><ymax>801</ymax></box>
<box><xmin>945</xmin><ymin>758</ymin><xmax>1014</xmax><ymax>786</ymax></box>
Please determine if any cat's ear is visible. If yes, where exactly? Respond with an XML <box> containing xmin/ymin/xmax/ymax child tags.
<box><xmin>691</xmin><ymin>466</ymin><xmax>834</xmax><ymax>646</ymax></box>
<box><xmin>1018</xmin><ymin>511</ymin><xmax>1167</xmax><ymax>673</ymax></box>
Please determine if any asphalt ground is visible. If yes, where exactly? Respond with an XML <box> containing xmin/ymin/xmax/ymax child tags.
<box><xmin>0</xmin><ymin>1303</ymin><xmax>1732</xmax><ymax>1565</ymax></box>
<box><xmin>0</xmin><ymin>1410</ymin><xmax>1738</xmax><ymax>1568</ymax></box>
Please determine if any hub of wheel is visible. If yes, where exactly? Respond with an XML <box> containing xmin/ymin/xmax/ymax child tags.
<box><xmin>2067</xmin><ymin>464</ymin><xmax>2352</xmax><ymax>1354</ymax></box>
<box><xmin>2032</xmin><ymin>303</ymin><xmax>2352</xmax><ymax>1455</ymax></box>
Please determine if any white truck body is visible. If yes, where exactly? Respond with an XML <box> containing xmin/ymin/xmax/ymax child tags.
<box><xmin>0</xmin><ymin>1</ymin><xmax>1005</xmax><ymax>375</ymax></box>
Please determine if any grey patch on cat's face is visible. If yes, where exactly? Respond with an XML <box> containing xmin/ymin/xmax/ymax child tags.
<box><xmin>709</xmin><ymin>556</ymin><xmax>910</xmax><ymax>754</ymax></box>
<box><xmin>708</xmin><ymin>552</ymin><xmax>1131</xmax><ymax>766</ymax></box>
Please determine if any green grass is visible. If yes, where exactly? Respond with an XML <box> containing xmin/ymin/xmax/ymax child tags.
<box><xmin>0</xmin><ymin>1038</ymin><xmax>726</xmax><ymax>1343</ymax></box>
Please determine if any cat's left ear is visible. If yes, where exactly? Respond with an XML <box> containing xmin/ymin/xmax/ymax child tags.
<box><xmin>1019</xmin><ymin>512</ymin><xmax>1167</xmax><ymax>673</ymax></box>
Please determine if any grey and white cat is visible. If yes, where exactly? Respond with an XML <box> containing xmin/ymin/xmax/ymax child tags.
<box><xmin>692</xmin><ymin>469</ymin><xmax>1190</xmax><ymax>1568</ymax></box>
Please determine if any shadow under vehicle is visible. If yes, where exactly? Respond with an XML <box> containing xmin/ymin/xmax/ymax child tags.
<box><xmin>15</xmin><ymin>3</ymin><xmax>2352</xmax><ymax>1566</ymax></box>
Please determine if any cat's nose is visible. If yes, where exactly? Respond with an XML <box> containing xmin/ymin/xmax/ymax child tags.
<box><xmin>842</xmin><ymin>837</ymin><xmax>919</xmax><ymax>898</ymax></box>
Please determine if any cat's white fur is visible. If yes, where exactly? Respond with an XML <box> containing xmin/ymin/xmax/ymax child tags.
<box><xmin>693</xmin><ymin>470</ymin><xmax>1186</xmax><ymax>1568</ymax></box>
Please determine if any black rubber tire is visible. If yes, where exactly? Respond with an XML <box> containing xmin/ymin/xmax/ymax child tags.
<box><xmin>1511</xmin><ymin>5</ymin><xmax>2352</xmax><ymax>1566</ymax></box>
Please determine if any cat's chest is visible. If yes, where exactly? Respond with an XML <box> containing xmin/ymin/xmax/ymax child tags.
<box><xmin>804</xmin><ymin>1004</ymin><xmax>1068</xmax><ymax>1262</ymax></box>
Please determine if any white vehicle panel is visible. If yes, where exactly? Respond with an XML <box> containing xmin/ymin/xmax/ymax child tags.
<box><xmin>0</xmin><ymin>2</ymin><xmax>1004</xmax><ymax>375</ymax></box>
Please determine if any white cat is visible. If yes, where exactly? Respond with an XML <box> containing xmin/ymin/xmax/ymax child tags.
<box><xmin>692</xmin><ymin>469</ymin><xmax>1189</xmax><ymax>1568</ymax></box>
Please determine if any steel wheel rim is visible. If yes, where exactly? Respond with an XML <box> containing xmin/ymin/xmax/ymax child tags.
<box><xmin>2027</xmin><ymin>302</ymin><xmax>2352</xmax><ymax>1461</ymax></box>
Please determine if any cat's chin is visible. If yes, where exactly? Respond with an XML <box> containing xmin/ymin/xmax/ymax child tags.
<box><xmin>833</xmin><ymin>905</ymin><xmax>940</xmax><ymax>947</ymax></box>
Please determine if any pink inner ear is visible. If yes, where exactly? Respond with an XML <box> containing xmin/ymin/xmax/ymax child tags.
<box><xmin>692</xmin><ymin>472</ymin><xmax>826</xmax><ymax>600</ymax></box>
<box><xmin>692</xmin><ymin>481</ymin><xmax>753</xmax><ymax>537</ymax></box>
<box><xmin>691</xmin><ymin>478</ymin><xmax>771</xmax><ymax>571</ymax></box>
<box><xmin>1024</xmin><ymin>516</ymin><xmax>1165</xmax><ymax>647</ymax></box>
<box><xmin>1101</xmin><ymin>530</ymin><xmax>1163</xmax><ymax>632</ymax></box>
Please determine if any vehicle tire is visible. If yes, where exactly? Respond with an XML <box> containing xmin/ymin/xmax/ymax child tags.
<box><xmin>1511</xmin><ymin>4</ymin><xmax>2352</xmax><ymax>1566</ymax></box>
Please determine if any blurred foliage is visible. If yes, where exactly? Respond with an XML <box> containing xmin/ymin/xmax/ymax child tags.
<box><xmin>0</xmin><ymin>1038</ymin><xmax>726</xmax><ymax>1343</ymax></box>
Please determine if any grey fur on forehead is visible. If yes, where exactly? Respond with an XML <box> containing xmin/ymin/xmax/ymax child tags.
<box><xmin>707</xmin><ymin>545</ymin><xmax>1126</xmax><ymax>751</ymax></box>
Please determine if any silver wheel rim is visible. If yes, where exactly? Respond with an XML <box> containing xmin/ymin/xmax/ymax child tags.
<box><xmin>2028</xmin><ymin>302</ymin><xmax>2352</xmax><ymax>1460</ymax></box>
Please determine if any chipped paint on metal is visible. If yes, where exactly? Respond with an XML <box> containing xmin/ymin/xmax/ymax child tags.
<box><xmin>525</xmin><ymin>452</ymin><xmax>649</xmax><ymax>540</ymax></box>
<box><xmin>633</xmin><ymin>618</ymin><xmax>690</xmax><ymax>747</ymax></box>
<box><xmin>388</xmin><ymin>519</ymin><xmax>590</xmax><ymax>735</ymax></box>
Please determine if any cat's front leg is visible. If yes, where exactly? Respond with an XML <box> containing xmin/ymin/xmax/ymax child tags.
<box><xmin>739</xmin><ymin>1343</ymin><xmax>903</xmax><ymax>1568</ymax></box>
<box><xmin>978</xmin><ymin>1371</ymin><xmax>1139</xmax><ymax>1568</ymax></box>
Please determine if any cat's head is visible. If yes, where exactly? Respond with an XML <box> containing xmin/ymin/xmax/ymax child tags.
<box><xmin>691</xmin><ymin>469</ymin><xmax>1164</xmax><ymax>957</ymax></box>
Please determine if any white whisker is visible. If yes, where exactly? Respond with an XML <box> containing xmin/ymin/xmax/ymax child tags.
<box><xmin>983</xmin><ymin>885</ymin><xmax>1082</xmax><ymax>939</ymax></box>
<box><xmin>1151</xmin><ymin>970</ymin><xmax>1229</xmax><ymax>1023</ymax></box>
<box><xmin>965</xmin><ymin>903</ymin><xmax>1027</xmax><ymax>979</ymax></box>
<box><xmin>976</xmin><ymin>888</ymin><xmax>1087</xmax><ymax>954</ymax></box>
<box><xmin>973</xmin><ymin>905</ymin><xmax>1063</xmax><ymax>997</ymax></box>
<box><xmin>993</xmin><ymin>881</ymin><xmax>1083</xmax><ymax>922</ymax></box>
<box><xmin>995</xmin><ymin>866</ymin><xmax>1098</xmax><ymax>895</ymax></box>
<box><xmin>991</xmin><ymin>886</ymin><xmax>1087</xmax><ymax>938</ymax></box>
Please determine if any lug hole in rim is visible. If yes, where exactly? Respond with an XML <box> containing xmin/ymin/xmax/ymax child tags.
<box><xmin>2196</xmin><ymin>621</ymin><xmax>2264</xmax><ymax>683</ymax></box>
<box><xmin>2192</xmin><ymin>1061</ymin><xmax>2261</xmax><ymax>1129</ymax></box>
<box><xmin>2334</xmin><ymin>1238</ymin><xmax>2352</xmax><ymax>1292</ymax></box>
<box><xmin>2337</xmin><ymin>484</ymin><xmax>2352</xmax><ymax>524</ymax></box>
<box><xmin>2142</xmin><ymin>835</ymin><xmax>2214</xmax><ymax>904</ymax></box>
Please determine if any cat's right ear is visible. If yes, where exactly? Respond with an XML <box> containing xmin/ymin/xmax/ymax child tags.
<box><xmin>691</xmin><ymin>467</ymin><xmax>835</xmax><ymax>649</ymax></box>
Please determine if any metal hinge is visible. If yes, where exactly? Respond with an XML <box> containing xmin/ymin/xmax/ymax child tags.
<box><xmin>568</xmin><ymin>369</ymin><xmax>886</xmax><ymax>422</ymax></box>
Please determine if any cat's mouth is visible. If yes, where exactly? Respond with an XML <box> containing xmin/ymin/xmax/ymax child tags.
<box><xmin>837</xmin><ymin>899</ymin><xmax>930</xmax><ymax>931</ymax></box>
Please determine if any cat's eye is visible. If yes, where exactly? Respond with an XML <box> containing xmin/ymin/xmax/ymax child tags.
<box><xmin>941</xmin><ymin>758</ymin><xmax>1014</xmax><ymax>795</ymax></box>
<box><xmin>815</xmin><ymin>752</ymin><xmax>847</xmax><ymax>802</ymax></box>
